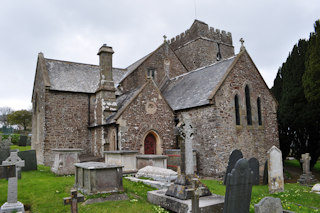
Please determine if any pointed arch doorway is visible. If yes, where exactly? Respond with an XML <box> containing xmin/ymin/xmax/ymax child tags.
<box><xmin>144</xmin><ymin>133</ymin><xmax>156</xmax><ymax>154</ymax></box>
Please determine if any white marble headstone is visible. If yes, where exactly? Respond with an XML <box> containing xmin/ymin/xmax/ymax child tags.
<box><xmin>267</xmin><ymin>146</ymin><xmax>284</xmax><ymax>193</ymax></box>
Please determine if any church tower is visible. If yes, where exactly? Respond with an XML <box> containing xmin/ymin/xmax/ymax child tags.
<box><xmin>168</xmin><ymin>20</ymin><xmax>235</xmax><ymax>71</ymax></box>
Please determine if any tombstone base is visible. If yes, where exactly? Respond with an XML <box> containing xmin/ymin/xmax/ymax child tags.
<box><xmin>0</xmin><ymin>201</ymin><xmax>25</xmax><ymax>213</ymax></box>
<box><xmin>298</xmin><ymin>174</ymin><xmax>318</xmax><ymax>186</ymax></box>
<box><xmin>165</xmin><ymin>174</ymin><xmax>211</xmax><ymax>200</ymax></box>
<box><xmin>148</xmin><ymin>189</ymin><xmax>224</xmax><ymax>213</ymax></box>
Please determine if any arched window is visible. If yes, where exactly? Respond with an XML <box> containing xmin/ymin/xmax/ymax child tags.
<box><xmin>257</xmin><ymin>97</ymin><xmax>262</xmax><ymax>125</ymax></box>
<box><xmin>245</xmin><ymin>85</ymin><xmax>252</xmax><ymax>125</ymax></box>
<box><xmin>234</xmin><ymin>95</ymin><xmax>240</xmax><ymax>125</ymax></box>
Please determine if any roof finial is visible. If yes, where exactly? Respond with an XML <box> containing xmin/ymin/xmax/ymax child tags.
<box><xmin>163</xmin><ymin>35</ymin><xmax>167</xmax><ymax>43</ymax></box>
<box><xmin>240</xmin><ymin>38</ymin><xmax>245</xmax><ymax>51</ymax></box>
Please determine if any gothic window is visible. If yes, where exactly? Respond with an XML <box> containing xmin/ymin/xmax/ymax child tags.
<box><xmin>245</xmin><ymin>85</ymin><xmax>252</xmax><ymax>125</ymax></box>
<box><xmin>147</xmin><ymin>68</ymin><xmax>156</xmax><ymax>80</ymax></box>
<box><xmin>234</xmin><ymin>94</ymin><xmax>240</xmax><ymax>125</ymax></box>
<box><xmin>257</xmin><ymin>97</ymin><xmax>262</xmax><ymax>125</ymax></box>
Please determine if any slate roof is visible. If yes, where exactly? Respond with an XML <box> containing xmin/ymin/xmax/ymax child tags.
<box><xmin>162</xmin><ymin>56</ymin><xmax>236</xmax><ymax>111</ymax></box>
<box><xmin>45</xmin><ymin>59</ymin><xmax>127</xmax><ymax>93</ymax></box>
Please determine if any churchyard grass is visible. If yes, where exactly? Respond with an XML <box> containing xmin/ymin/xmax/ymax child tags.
<box><xmin>0</xmin><ymin>165</ymin><xmax>168</xmax><ymax>213</ymax></box>
<box><xmin>202</xmin><ymin>179</ymin><xmax>320</xmax><ymax>212</ymax></box>
<box><xmin>285</xmin><ymin>159</ymin><xmax>320</xmax><ymax>172</ymax></box>
<box><xmin>10</xmin><ymin>145</ymin><xmax>31</xmax><ymax>151</ymax></box>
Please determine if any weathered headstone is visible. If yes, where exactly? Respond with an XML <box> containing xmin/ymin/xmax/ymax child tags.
<box><xmin>263</xmin><ymin>160</ymin><xmax>268</xmax><ymax>185</ymax></box>
<box><xmin>63</xmin><ymin>189</ymin><xmax>84</xmax><ymax>213</ymax></box>
<box><xmin>297</xmin><ymin>153</ymin><xmax>318</xmax><ymax>185</ymax></box>
<box><xmin>0</xmin><ymin>151</ymin><xmax>25</xmax><ymax>213</ymax></box>
<box><xmin>18</xmin><ymin>150</ymin><xmax>37</xmax><ymax>171</ymax></box>
<box><xmin>248</xmin><ymin>157</ymin><xmax>260</xmax><ymax>185</ymax></box>
<box><xmin>18</xmin><ymin>135</ymin><xmax>27</xmax><ymax>146</ymax></box>
<box><xmin>254</xmin><ymin>197</ymin><xmax>283</xmax><ymax>213</ymax></box>
<box><xmin>0</xmin><ymin>139</ymin><xmax>11</xmax><ymax>165</ymax></box>
<box><xmin>224</xmin><ymin>149</ymin><xmax>243</xmax><ymax>185</ymax></box>
<box><xmin>267</xmin><ymin>146</ymin><xmax>284</xmax><ymax>193</ymax></box>
<box><xmin>223</xmin><ymin>158</ymin><xmax>253</xmax><ymax>213</ymax></box>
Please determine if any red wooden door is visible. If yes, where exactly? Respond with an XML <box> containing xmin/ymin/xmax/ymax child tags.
<box><xmin>144</xmin><ymin>133</ymin><xmax>156</xmax><ymax>154</ymax></box>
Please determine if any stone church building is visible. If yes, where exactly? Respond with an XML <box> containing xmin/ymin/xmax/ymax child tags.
<box><xmin>31</xmin><ymin>20</ymin><xmax>279</xmax><ymax>177</ymax></box>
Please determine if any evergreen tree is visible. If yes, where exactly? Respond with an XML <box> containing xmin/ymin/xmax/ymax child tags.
<box><xmin>272</xmin><ymin>20</ymin><xmax>320</xmax><ymax>169</ymax></box>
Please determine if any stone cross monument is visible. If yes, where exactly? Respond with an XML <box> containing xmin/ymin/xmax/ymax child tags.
<box><xmin>165</xmin><ymin>115</ymin><xmax>211</xmax><ymax>200</ymax></box>
<box><xmin>298</xmin><ymin>153</ymin><xmax>318</xmax><ymax>185</ymax></box>
<box><xmin>0</xmin><ymin>151</ymin><xmax>25</xmax><ymax>213</ymax></box>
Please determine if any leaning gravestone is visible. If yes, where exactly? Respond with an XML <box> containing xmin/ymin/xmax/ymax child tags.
<box><xmin>0</xmin><ymin>151</ymin><xmax>25</xmax><ymax>213</ymax></box>
<box><xmin>254</xmin><ymin>197</ymin><xmax>283</xmax><ymax>213</ymax></box>
<box><xmin>18</xmin><ymin>150</ymin><xmax>37</xmax><ymax>171</ymax></box>
<box><xmin>18</xmin><ymin>135</ymin><xmax>27</xmax><ymax>146</ymax></box>
<box><xmin>223</xmin><ymin>158</ymin><xmax>253</xmax><ymax>213</ymax></box>
<box><xmin>248</xmin><ymin>157</ymin><xmax>260</xmax><ymax>185</ymax></box>
<box><xmin>267</xmin><ymin>146</ymin><xmax>284</xmax><ymax>193</ymax></box>
<box><xmin>224</xmin><ymin>149</ymin><xmax>243</xmax><ymax>185</ymax></box>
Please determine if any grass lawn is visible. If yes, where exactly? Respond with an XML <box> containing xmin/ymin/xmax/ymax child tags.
<box><xmin>10</xmin><ymin>145</ymin><xmax>31</xmax><ymax>151</ymax></box>
<box><xmin>0</xmin><ymin>166</ymin><xmax>167</xmax><ymax>213</ymax></box>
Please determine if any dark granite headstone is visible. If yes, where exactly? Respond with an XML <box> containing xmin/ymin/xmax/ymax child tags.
<box><xmin>263</xmin><ymin>160</ymin><xmax>268</xmax><ymax>185</ymax></box>
<box><xmin>0</xmin><ymin>165</ymin><xmax>16</xmax><ymax>179</ymax></box>
<box><xmin>18</xmin><ymin>150</ymin><xmax>37</xmax><ymax>171</ymax></box>
<box><xmin>223</xmin><ymin>158</ymin><xmax>253</xmax><ymax>213</ymax></box>
<box><xmin>18</xmin><ymin>136</ymin><xmax>27</xmax><ymax>146</ymax></box>
<box><xmin>224</xmin><ymin>149</ymin><xmax>243</xmax><ymax>185</ymax></box>
<box><xmin>248</xmin><ymin>157</ymin><xmax>259</xmax><ymax>185</ymax></box>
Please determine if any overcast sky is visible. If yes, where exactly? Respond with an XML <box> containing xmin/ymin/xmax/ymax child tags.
<box><xmin>0</xmin><ymin>0</ymin><xmax>319</xmax><ymax>110</ymax></box>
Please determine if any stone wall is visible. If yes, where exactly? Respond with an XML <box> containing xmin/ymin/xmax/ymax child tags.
<box><xmin>31</xmin><ymin>61</ymin><xmax>46</xmax><ymax>164</ymax></box>
<box><xmin>179</xmin><ymin>51</ymin><xmax>279</xmax><ymax>177</ymax></box>
<box><xmin>174</xmin><ymin>39</ymin><xmax>234</xmax><ymax>71</ymax></box>
<box><xmin>117</xmin><ymin>80</ymin><xmax>176</xmax><ymax>154</ymax></box>
<box><xmin>43</xmin><ymin>91</ymin><xmax>91</xmax><ymax>165</ymax></box>
<box><xmin>120</xmin><ymin>43</ymin><xmax>187</xmax><ymax>93</ymax></box>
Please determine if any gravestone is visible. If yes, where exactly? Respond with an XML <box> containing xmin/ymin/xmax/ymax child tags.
<box><xmin>51</xmin><ymin>148</ymin><xmax>82</xmax><ymax>175</ymax></box>
<box><xmin>18</xmin><ymin>150</ymin><xmax>37</xmax><ymax>171</ymax></box>
<box><xmin>248</xmin><ymin>157</ymin><xmax>260</xmax><ymax>185</ymax></box>
<box><xmin>0</xmin><ymin>165</ymin><xmax>16</xmax><ymax>179</ymax></box>
<box><xmin>224</xmin><ymin>149</ymin><xmax>243</xmax><ymax>185</ymax></box>
<box><xmin>0</xmin><ymin>151</ymin><xmax>25</xmax><ymax>213</ymax></box>
<box><xmin>297</xmin><ymin>153</ymin><xmax>318</xmax><ymax>185</ymax></box>
<box><xmin>254</xmin><ymin>197</ymin><xmax>283</xmax><ymax>213</ymax></box>
<box><xmin>165</xmin><ymin>117</ymin><xmax>211</xmax><ymax>200</ymax></box>
<box><xmin>267</xmin><ymin>146</ymin><xmax>284</xmax><ymax>193</ymax></box>
<box><xmin>263</xmin><ymin>160</ymin><xmax>268</xmax><ymax>185</ymax></box>
<box><xmin>223</xmin><ymin>158</ymin><xmax>253</xmax><ymax>213</ymax></box>
<box><xmin>63</xmin><ymin>189</ymin><xmax>84</xmax><ymax>213</ymax></box>
<box><xmin>0</xmin><ymin>139</ymin><xmax>11</xmax><ymax>165</ymax></box>
<box><xmin>18</xmin><ymin>135</ymin><xmax>27</xmax><ymax>146</ymax></box>
<box><xmin>191</xmin><ymin>178</ymin><xmax>201</xmax><ymax>213</ymax></box>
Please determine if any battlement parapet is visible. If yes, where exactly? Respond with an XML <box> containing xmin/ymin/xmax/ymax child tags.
<box><xmin>168</xmin><ymin>22</ymin><xmax>233</xmax><ymax>50</ymax></box>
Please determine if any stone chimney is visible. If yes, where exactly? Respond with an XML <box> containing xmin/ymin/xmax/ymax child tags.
<box><xmin>97</xmin><ymin>44</ymin><xmax>115</xmax><ymax>90</ymax></box>
<box><xmin>95</xmin><ymin>44</ymin><xmax>117</xmax><ymax>125</ymax></box>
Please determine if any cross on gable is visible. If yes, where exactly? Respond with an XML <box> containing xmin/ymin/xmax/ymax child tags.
<box><xmin>64</xmin><ymin>190</ymin><xmax>84</xmax><ymax>213</ymax></box>
<box><xmin>240</xmin><ymin>38</ymin><xmax>244</xmax><ymax>46</ymax></box>
<box><xmin>2</xmin><ymin>152</ymin><xmax>25</xmax><ymax>168</ymax></box>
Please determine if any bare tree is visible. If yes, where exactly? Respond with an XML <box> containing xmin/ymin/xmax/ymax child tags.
<box><xmin>0</xmin><ymin>107</ymin><xmax>13</xmax><ymax>126</ymax></box>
